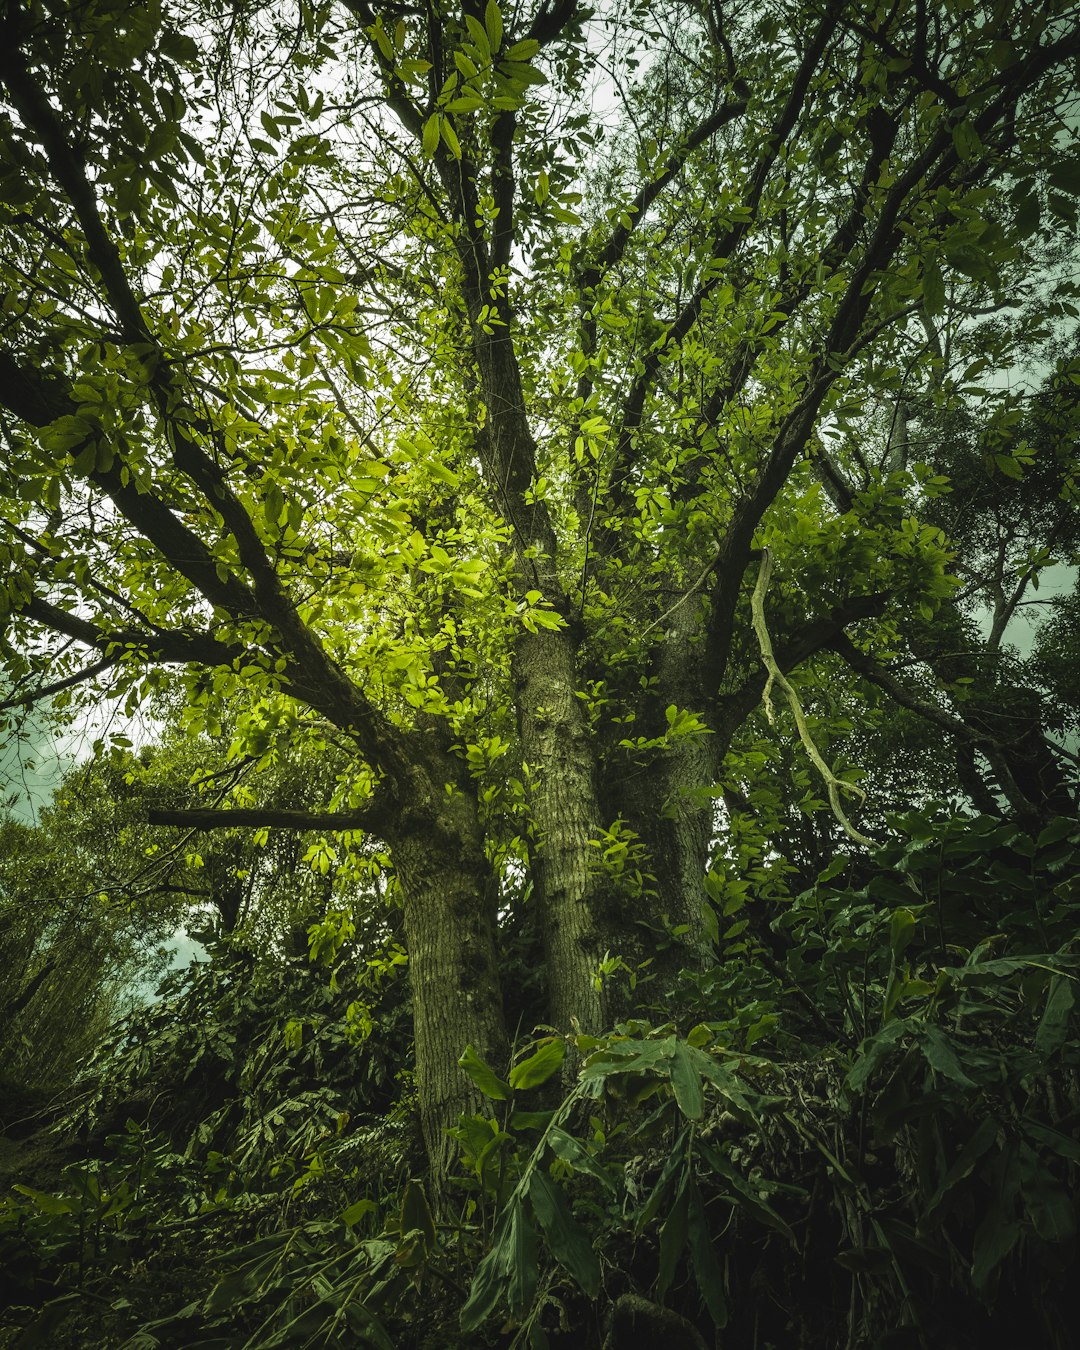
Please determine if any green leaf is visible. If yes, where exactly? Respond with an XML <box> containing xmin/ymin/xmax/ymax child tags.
<box><xmin>1020</xmin><ymin>1154</ymin><xmax>1076</xmax><ymax>1243</ymax></box>
<box><xmin>547</xmin><ymin>1127</ymin><xmax>616</xmax><ymax>1190</ymax></box>
<box><xmin>971</xmin><ymin>1215</ymin><xmax>1020</xmax><ymax>1289</ymax></box>
<box><xmin>458</xmin><ymin>1201</ymin><xmax>537</xmax><ymax>1329</ymax></box>
<box><xmin>440</xmin><ymin>116</ymin><xmax>462</xmax><ymax>159</ymax></box>
<box><xmin>1049</xmin><ymin>157</ymin><xmax>1080</xmax><ymax>195</ymax></box>
<box><xmin>924</xmin><ymin>1117</ymin><xmax>999</xmax><ymax>1224</ymax></box>
<box><xmin>509</xmin><ymin>1036</ymin><xmax>564</xmax><ymax>1090</ymax></box>
<box><xmin>422</xmin><ymin>114</ymin><xmax>440</xmax><ymax>158</ymax></box>
<box><xmin>670</xmin><ymin>1040</ymin><xmax>705</xmax><ymax>1119</ymax></box>
<box><xmin>1037</xmin><ymin>817</ymin><xmax>1077</xmax><ymax>850</ymax></box>
<box><xmin>342</xmin><ymin>1198</ymin><xmax>377</xmax><ymax>1228</ymax></box>
<box><xmin>459</xmin><ymin>1044</ymin><xmax>512</xmax><ymax>1100</ymax></box>
<box><xmin>1035</xmin><ymin>975</ymin><xmax>1075</xmax><ymax>1056</ymax></box>
<box><xmin>686</xmin><ymin>1178</ymin><xmax>728</xmax><ymax>1327</ymax></box>
<box><xmin>847</xmin><ymin>1019</ymin><xmax>908</xmax><ymax>1091</ymax></box>
<box><xmin>509</xmin><ymin>1108</ymin><xmax>555</xmax><ymax>1131</ymax></box>
<box><xmin>484</xmin><ymin>0</ymin><xmax>503</xmax><ymax>52</ymax></box>
<box><xmin>657</xmin><ymin>1167</ymin><xmax>690</xmax><ymax>1296</ymax></box>
<box><xmin>943</xmin><ymin>239</ymin><xmax>990</xmax><ymax>280</ymax></box>
<box><xmin>400</xmin><ymin>1178</ymin><xmax>436</xmax><ymax>1247</ymax></box>
<box><xmin>505</xmin><ymin>1198</ymin><xmax>538</xmax><ymax>1319</ymax></box>
<box><xmin>918</xmin><ymin>1026</ymin><xmax>976</xmax><ymax>1087</ymax></box>
<box><xmin>460</xmin><ymin>1219</ymin><xmax>509</xmax><ymax>1331</ymax></box>
<box><xmin>922</xmin><ymin>257</ymin><xmax>945</xmax><ymax>314</ymax></box>
<box><xmin>12</xmin><ymin>1184</ymin><xmax>75</xmax><ymax>1215</ymax></box>
<box><xmin>528</xmin><ymin>1169</ymin><xmax>600</xmax><ymax>1296</ymax></box>
<box><xmin>888</xmin><ymin>907</ymin><xmax>917</xmax><ymax>958</ymax></box>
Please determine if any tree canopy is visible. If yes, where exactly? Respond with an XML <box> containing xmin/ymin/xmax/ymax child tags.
<box><xmin>3</xmin><ymin>0</ymin><xmax>1080</xmax><ymax>1343</ymax></box>
<box><xmin>2</xmin><ymin>0</ymin><xmax>1079</xmax><ymax>1202</ymax></box>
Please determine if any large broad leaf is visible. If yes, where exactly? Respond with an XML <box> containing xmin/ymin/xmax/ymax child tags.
<box><xmin>547</xmin><ymin>1127</ymin><xmax>617</xmax><ymax>1191</ymax></box>
<box><xmin>971</xmin><ymin>1214</ymin><xmax>1021</xmax><ymax>1290</ymax></box>
<box><xmin>460</xmin><ymin>1200</ymin><xmax>514</xmax><ymax>1332</ymax></box>
<box><xmin>847</xmin><ymin>1019</ymin><xmax>908</xmax><ymax>1091</ymax></box>
<box><xmin>669</xmin><ymin>1040</ymin><xmax>705</xmax><ymax>1120</ymax></box>
<box><xmin>508</xmin><ymin>1036</ymin><xmax>565</xmax><ymax>1091</ymax></box>
<box><xmin>582</xmin><ymin>1037</ymin><xmax>674</xmax><ymax>1080</ymax></box>
<box><xmin>971</xmin><ymin>1151</ymin><xmax>1022</xmax><ymax>1290</ymax></box>
<box><xmin>923</xmin><ymin>1116</ymin><xmax>999</xmax><ymax>1226</ymax></box>
<box><xmin>460</xmin><ymin>1196</ymin><xmax>540</xmax><ymax>1331</ymax></box>
<box><xmin>458</xmin><ymin>1044</ymin><xmax>512</xmax><ymax>1100</ymax></box>
<box><xmin>504</xmin><ymin>1197</ymin><xmax>539</xmax><ymax>1320</ymax></box>
<box><xmin>918</xmin><ymin>1026</ymin><xmax>977</xmax><ymax>1087</ymax></box>
<box><xmin>1019</xmin><ymin>1145</ymin><xmax>1077</xmax><ymax>1243</ymax></box>
<box><xmin>657</xmin><ymin>1167</ymin><xmax>690</xmax><ymax>1296</ymax></box>
<box><xmin>1035</xmin><ymin>975</ymin><xmax>1075</xmax><ymax>1056</ymax></box>
<box><xmin>399</xmin><ymin>1178</ymin><xmax>436</xmax><ymax>1247</ymax></box>
<box><xmin>528</xmin><ymin>1169</ymin><xmax>601</xmax><ymax>1296</ymax></box>
<box><xmin>686</xmin><ymin>1178</ymin><xmax>728</xmax><ymax>1328</ymax></box>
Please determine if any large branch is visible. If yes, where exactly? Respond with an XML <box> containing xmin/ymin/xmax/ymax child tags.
<box><xmin>0</xmin><ymin>41</ymin><xmax>346</xmax><ymax>660</ymax></box>
<box><xmin>0</xmin><ymin>352</ymin><xmax>259</xmax><ymax>618</ymax></box>
<box><xmin>581</xmin><ymin>95</ymin><xmax>749</xmax><ymax>290</ymax></box>
<box><xmin>831</xmin><ymin>633</ymin><xmax>992</xmax><ymax>746</ymax></box>
<box><xmin>21</xmin><ymin>595</ymin><xmax>249</xmax><ymax>670</ymax></box>
<box><xmin>148</xmin><ymin>805</ymin><xmax>388</xmax><ymax>833</ymax></box>
<box><xmin>526</xmin><ymin>0</ymin><xmax>582</xmax><ymax>46</ymax></box>
<box><xmin>716</xmin><ymin>592</ymin><xmax>888</xmax><ymax>731</ymax></box>
<box><xmin>0</xmin><ymin>52</ymin><xmax>417</xmax><ymax>771</ymax></box>
<box><xmin>0</xmin><ymin>654</ymin><xmax>117</xmax><ymax>712</ymax></box>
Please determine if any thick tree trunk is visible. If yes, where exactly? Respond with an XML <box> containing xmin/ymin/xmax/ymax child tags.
<box><xmin>389</xmin><ymin>792</ymin><xmax>508</xmax><ymax>1187</ymax></box>
<box><xmin>514</xmin><ymin>628</ymin><xmax>607</xmax><ymax>1034</ymax></box>
<box><xmin>619</xmin><ymin>737</ymin><xmax>718</xmax><ymax>978</ymax></box>
<box><xmin>617</xmin><ymin>598</ymin><xmax>719</xmax><ymax>982</ymax></box>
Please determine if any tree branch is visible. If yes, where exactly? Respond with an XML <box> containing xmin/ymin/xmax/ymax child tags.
<box><xmin>717</xmin><ymin>592</ymin><xmax>889</xmax><ymax>730</ymax></box>
<box><xmin>0</xmin><ymin>351</ymin><xmax>259</xmax><ymax>618</ymax></box>
<box><xmin>0</xmin><ymin>654</ymin><xmax>118</xmax><ymax>712</ymax></box>
<box><xmin>832</xmin><ymin>633</ymin><xmax>994</xmax><ymax>748</ymax></box>
<box><xmin>147</xmin><ymin>805</ymin><xmax>388</xmax><ymax>833</ymax></box>
<box><xmin>602</xmin><ymin>10</ymin><xmax>840</xmax><ymax>527</ymax></box>
<box><xmin>20</xmin><ymin>595</ymin><xmax>249</xmax><ymax>670</ymax></box>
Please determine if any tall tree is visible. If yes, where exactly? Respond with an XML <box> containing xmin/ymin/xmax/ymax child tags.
<box><xmin>2</xmin><ymin>0</ymin><xmax>1078</xmax><ymax>1179</ymax></box>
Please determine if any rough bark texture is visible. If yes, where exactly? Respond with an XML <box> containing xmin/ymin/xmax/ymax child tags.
<box><xmin>389</xmin><ymin>790</ymin><xmax>507</xmax><ymax>1185</ymax></box>
<box><xmin>514</xmin><ymin>628</ymin><xmax>607</xmax><ymax>1034</ymax></box>
<box><xmin>620</xmin><ymin>739</ymin><xmax>718</xmax><ymax>970</ymax></box>
<box><xmin>616</xmin><ymin>597</ymin><xmax>721</xmax><ymax>981</ymax></box>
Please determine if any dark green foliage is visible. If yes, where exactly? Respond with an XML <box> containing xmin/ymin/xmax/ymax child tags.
<box><xmin>70</xmin><ymin>936</ymin><xmax>411</xmax><ymax>1160</ymax></box>
<box><xmin>2</xmin><ymin>812</ymin><xmax>1079</xmax><ymax>1348</ymax></box>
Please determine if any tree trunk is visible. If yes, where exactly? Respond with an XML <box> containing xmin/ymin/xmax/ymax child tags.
<box><xmin>617</xmin><ymin>598</ymin><xmax>719</xmax><ymax>983</ymax></box>
<box><xmin>514</xmin><ymin>628</ymin><xmax>607</xmax><ymax>1034</ymax></box>
<box><xmin>620</xmin><ymin>737</ymin><xmax>718</xmax><ymax>981</ymax></box>
<box><xmin>389</xmin><ymin>792</ymin><xmax>508</xmax><ymax>1187</ymax></box>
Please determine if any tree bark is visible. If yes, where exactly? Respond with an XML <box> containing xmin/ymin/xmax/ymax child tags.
<box><xmin>389</xmin><ymin>790</ymin><xmax>508</xmax><ymax>1187</ymax></box>
<box><xmin>514</xmin><ymin>628</ymin><xmax>607</xmax><ymax>1034</ymax></box>
<box><xmin>615</xmin><ymin>596</ymin><xmax>721</xmax><ymax>984</ymax></box>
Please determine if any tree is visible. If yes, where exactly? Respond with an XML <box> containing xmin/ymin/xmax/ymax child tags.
<box><xmin>2</xmin><ymin>0</ymin><xmax>1078</xmax><ymax>1182</ymax></box>
<box><xmin>0</xmin><ymin>753</ymin><xmax>178</xmax><ymax>1087</ymax></box>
